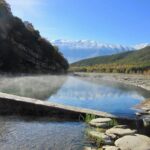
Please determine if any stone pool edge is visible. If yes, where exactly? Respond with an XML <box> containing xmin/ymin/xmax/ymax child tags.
<box><xmin>0</xmin><ymin>92</ymin><xmax>134</xmax><ymax>122</ymax></box>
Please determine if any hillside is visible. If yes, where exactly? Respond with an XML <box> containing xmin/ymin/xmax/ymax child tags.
<box><xmin>71</xmin><ymin>47</ymin><xmax>150</xmax><ymax>74</ymax></box>
<box><xmin>0</xmin><ymin>0</ymin><xmax>69</xmax><ymax>73</ymax></box>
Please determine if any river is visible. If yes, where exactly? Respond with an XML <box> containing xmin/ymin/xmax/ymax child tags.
<box><xmin>0</xmin><ymin>75</ymin><xmax>150</xmax><ymax>149</ymax></box>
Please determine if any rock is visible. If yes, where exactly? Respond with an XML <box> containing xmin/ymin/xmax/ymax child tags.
<box><xmin>91</xmin><ymin>118</ymin><xmax>112</xmax><ymax>123</ymax></box>
<box><xmin>113</xmin><ymin>125</ymin><xmax>128</xmax><ymax>129</ymax></box>
<box><xmin>142</xmin><ymin>115</ymin><xmax>150</xmax><ymax>127</ymax></box>
<box><xmin>83</xmin><ymin>146</ymin><xmax>97</xmax><ymax>150</ymax></box>
<box><xmin>88</xmin><ymin>130</ymin><xmax>113</xmax><ymax>145</ymax></box>
<box><xmin>136</xmin><ymin>112</ymin><xmax>142</xmax><ymax>116</ymax></box>
<box><xmin>141</xmin><ymin>107</ymin><xmax>150</xmax><ymax>111</ymax></box>
<box><xmin>106</xmin><ymin>127</ymin><xmax>136</xmax><ymax>137</ymax></box>
<box><xmin>90</xmin><ymin>122</ymin><xmax>109</xmax><ymax>128</ymax></box>
<box><xmin>102</xmin><ymin>145</ymin><xmax>120</xmax><ymax>150</ymax></box>
<box><xmin>106</xmin><ymin>133</ymin><xmax>117</xmax><ymax>140</ymax></box>
<box><xmin>138</xmin><ymin>110</ymin><xmax>149</xmax><ymax>115</ymax></box>
<box><xmin>115</xmin><ymin>134</ymin><xmax>150</xmax><ymax>150</ymax></box>
<box><xmin>89</xmin><ymin>118</ymin><xmax>112</xmax><ymax>128</ymax></box>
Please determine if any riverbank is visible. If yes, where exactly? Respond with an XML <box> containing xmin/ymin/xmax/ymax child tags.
<box><xmin>135</xmin><ymin>98</ymin><xmax>150</xmax><ymax>111</ymax></box>
<box><xmin>73</xmin><ymin>72</ymin><xmax>150</xmax><ymax>91</ymax></box>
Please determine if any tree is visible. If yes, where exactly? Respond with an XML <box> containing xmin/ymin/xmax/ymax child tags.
<box><xmin>0</xmin><ymin>0</ymin><xmax>12</xmax><ymax>16</ymax></box>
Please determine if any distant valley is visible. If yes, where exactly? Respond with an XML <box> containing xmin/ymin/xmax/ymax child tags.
<box><xmin>70</xmin><ymin>46</ymin><xmax>150</xmax><ymax>74</ymax></box>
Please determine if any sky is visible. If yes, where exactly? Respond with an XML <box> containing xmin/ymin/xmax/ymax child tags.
<box><xmin>6</xmin><ymin>0</ymin><xmax>150</xmax><ymax>62</ymax></box>
<box><xmin>6</xmin><ymin>0</ymin><xmax>150</xmax><ymax>47</ymax></box>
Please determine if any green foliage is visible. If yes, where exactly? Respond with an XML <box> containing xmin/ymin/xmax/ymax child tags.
<box><xmin>0</xmin><ymin>0</ymin><xmax>69</xmax><ymax>73</ymax></box>
<box><xmin>84</xmin><ymin>114</ymin><xmax>96</xmax><ymax>123</ymax></box>
<box><xmin>72</xmin><ymin>48</ymin><xmax>150</xmax><ymax>66</ymax></box>
<box><xmin>0</xmin><ymin>0</ymin><xmax>12</xmax><ymax>16</ymax></box>
<box><xmin>70</xmin><ymin>47</ymin><xmax>150</xmax><ymax>74</ymax></box>
<box><xmin>85</xmin><ymin>129</ymin><xmax>104</xmax><ymax>148</ymax></box>
<box><xmin>95</xmin><ymin>127</ymin><xmax>106</xmax><ymax>133</ymax></box>
<box><xmin>96</xmin><ymin>136</ymin><xmax>105</xmax><ymax>147</ymax></box>
<box><xmin>107</xmin><ymin>119</ymin><xmax>118</xmax><ymax>127</ymax></box>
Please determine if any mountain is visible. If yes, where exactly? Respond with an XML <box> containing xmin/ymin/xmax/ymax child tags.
<box><xmin>51</xmin><ymin>40</ymin><xmax>150</xmax><ymax>63</ymax></box>
<box><xmin>0</xmin><ymin>0</ymin><xmax>69</xmax><ymax>73</ymax></box>
<box><xmin>51</xmin><ymin>39</ymin><xmax>133</xmax><ymax>63</ymax></box>
<box><xmin>71</xmin><ymin>47</ymin><xmax>150</xmax><ymax>74</ymax></box>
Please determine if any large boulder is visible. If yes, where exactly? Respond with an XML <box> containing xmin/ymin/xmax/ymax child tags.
<box><xmin>142</xmin><ymin>115</ymin><xmax>150</xmax><ymax>127</ymax></box>
<box><xmin>89</xmin><ymin>118</ymin><xmax>112</xmax><ymax>128</ymax></box>
<box><xmin>83</xmin><ymin>146</ymin><xmax>97</xmax><ymax>150</ymax></box>
<box><xmin>88</xmin><ymin>130</ymin><xmax>113</xmax><ymax>145</ymax></box>
<box><xmin>102</xmin><ymin>145</ymin><xmax>120</xmax><ymax>150</ymax></box>
<box><xmin>115</xmin><ymin>134</ymin><xmax>150</xmax><ymax>150</ymax></box>
<box><xmin>106</xmin><ymin>126</ymin><xmax>136</xmax><ymax>137</ymax></box>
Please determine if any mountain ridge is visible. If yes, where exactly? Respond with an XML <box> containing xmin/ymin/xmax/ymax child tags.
<box><xmin>51</xmin><ymin>39</ymin><xmax>149</xmax><ymax>63</ymax></box>
<box><xmin>0</xmin><ymin>0</ymin><xmax>69</xmax><ymax>73</ymax></box>
<box><xmin>51</xmin><ymin>39</ymin><xmax>134</xmax><ymax>63</ymax></box>
<box><xmin>71</xmin><ymin>46</ymin><xmax>150</xmax><ymax>74</ymax></box>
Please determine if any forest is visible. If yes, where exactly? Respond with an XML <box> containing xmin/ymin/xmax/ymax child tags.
<box><xmin>0</xmin><ymin>0</ymin><xmax>69</xmax><ymax>73</ymax></box>
<box><xmin>71</xmin><ymin>47</ymin><xmax>150</xmax><ymax>74</ymax></box>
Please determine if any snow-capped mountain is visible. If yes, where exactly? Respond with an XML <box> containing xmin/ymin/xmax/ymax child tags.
<box><xmin>51</xmin><ymin>39</ymin><xmax>149</xmax><ymax>63</ymax></box>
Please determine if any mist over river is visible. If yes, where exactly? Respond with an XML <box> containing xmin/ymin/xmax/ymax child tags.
<box><xmin>0</xmin><ymin>74</ymin><xmax>150</xmax><ymax>149</ymax></box>
<box><xmin>0</xmin><ymin>75</ymin><xmax>150</xmax><ymax>118</ymax></box>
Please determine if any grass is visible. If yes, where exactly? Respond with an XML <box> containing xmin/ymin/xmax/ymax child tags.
<box><xmin>95</xmin><ymin>127</ymin><xmax>106</xmax><ymax>133</ymax></box>
<box><xmin>107</xmin><ymin>119</ymin><xmax>118</xmax><ymax>127</ymax></box>
<box><xmin>84</xmin><ymin>114</ymin><xmax>96</xmax><ymax>123</ymax></box>
<box><xmin>96</xmin><ymin>136</ymin><xmax>105</xmax><ymax>147</ymax></box>
<box><xmin>85</xmin><ymin>129</ymin><xmax>105</xmax><ymax>148</ymax></box>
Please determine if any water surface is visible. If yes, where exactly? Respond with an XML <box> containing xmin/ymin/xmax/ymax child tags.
<box><xmin>48</xmin><ymin>76</ymin><xmax>150</xmax><ymax>118</ymax></box>
<box><xmin>0</xmin><ymin>75</ymin><xmax>150</xmax><ymax>149</ymax></box>
<box><xmin>0</xmin><ymin>75</ymin><xmax>150</xmax><ymax>117</ymax></box>
<box><xmin>0</xmin><ymin>116</ymin><xmax>88</xmax><ymax>150</ymax></box>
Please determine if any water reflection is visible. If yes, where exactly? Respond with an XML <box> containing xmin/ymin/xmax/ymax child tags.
<box><xmin>0</xmin><ymin>75</ymin><xmax>149</xmax><ymax>117</ymax></box>
<box><xmin>48</xmin><ymin>77</ymin><xmax>150</xmax><ymax>117</ymax></box>
<box><xmin>81</xmin><ymin>76</ymin><xmax>150</xmax><ymax>99</ymax></box>
<box><xmin>0</xmin><ymin>75</ymin><xmax>67</xmax><ymax>99</ymax></box>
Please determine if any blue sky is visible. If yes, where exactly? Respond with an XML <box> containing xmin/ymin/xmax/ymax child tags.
<box><xmin>7</xmin><ymin>0</ymin><xmax>150</xmax><ymax>46</ymax></box>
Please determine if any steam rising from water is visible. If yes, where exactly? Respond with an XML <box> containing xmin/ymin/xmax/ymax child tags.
<box><xmin>0</xmin><ymin>75</ymin><xmax>149</xmax><ymax>117</ymax></box>
<box><xmin>0</xmin><ymin>75</ymin><xmax>67</xmax><ymax>99</ymax></box>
